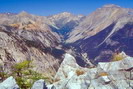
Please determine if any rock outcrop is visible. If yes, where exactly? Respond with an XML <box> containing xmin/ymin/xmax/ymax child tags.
<box><xmin>31</xmin><ymin>79</ymin><xmax>47</xmax><ymax>89</ymax></box>
<box><xmin>0</xmin><ymin>76</ymin><xmax>19</xmax><ymax>89</ymax></box>
<box><xmin>1</xmin><ymin>53</ymin><xmax>132</xmax><ymax>89</ymax></box>
<box><xmin>48</xmin><ymin>53</ymin><xmax>133</xmax><ymax>89</ymax></box>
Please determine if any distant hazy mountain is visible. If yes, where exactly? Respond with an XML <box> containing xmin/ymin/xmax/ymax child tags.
<box><xmin>48</xmin><ymin>12</ymin><xmax>84</xmax><ymax>39</ymax></box>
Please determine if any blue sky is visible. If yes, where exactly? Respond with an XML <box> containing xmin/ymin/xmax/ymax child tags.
<box><xmin>0</xmin><ymin>0</ymin><xmax>133</xmax><ymax>16</ymax></box>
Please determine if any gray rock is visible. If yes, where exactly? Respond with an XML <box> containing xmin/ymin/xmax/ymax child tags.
<box><xmin>52</xmin><ymin>53</ymin><xmax>90</xmax><ymax>89</ymax></box>
<box><xmin>0</xmin><ymin>76</ymin><xmax>19</xmax><ymax>89</ymax></box>
<box><xmin>49</xmin><ymin>53</ymin><xmax>133</xmax><ymax>89</ymax></box>
<box><xmin>97</xmin><ymin>55</ymin><xmax>133</xmax><ymax>72</ymax></box>
<box><xmin>47</xmin><ymin>85</ymin><xmax>56</xmax><ymax>89</ymax></box>
<box><xmin>31</xmin><ymin>79</ymin><xmax>47</xmax><ymax>89</ymax></box>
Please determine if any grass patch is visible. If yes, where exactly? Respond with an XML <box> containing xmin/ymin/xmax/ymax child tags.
<box><xmin>112</xmin><ymin>53</ymin><xmax>125</xmax><ymax>61</ymax></box>
<box><xmin>76</xmin><ymin>69</ymin><xmax>85</xmax><ymax>76</ymax></box>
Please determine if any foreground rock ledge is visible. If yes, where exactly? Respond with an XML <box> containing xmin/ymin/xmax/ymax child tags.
<box><xmin>48</xmin><ymin>53</ymin><xmax>133</xmax><ymax>89</ymax></box>
<box><xmin>0</xmin><ymin>53</ymin><xmax>133</xmax><ymax>89</ymax></box>
<box><xmin>0</xmin><ymin>76</ymin><xmax>19</xmax><ymax>89</ymax></box>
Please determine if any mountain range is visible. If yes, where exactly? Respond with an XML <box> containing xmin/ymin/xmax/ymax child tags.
<box><xmin>0</xmin><ymin>4</ymin><xmax>133</xmax><ymax>89</ymax></box>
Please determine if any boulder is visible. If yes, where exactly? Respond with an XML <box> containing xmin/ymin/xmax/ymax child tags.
<box><xmin>99</xmin><ymin>76</ymin><xmax>111</xmax><ymax>84</ymax></box>
<box><xmin>97</xmin><ymin>56</ymin><xmax>133</xmax><ymax>72</ymax></box>
<box><xmin>47</xmin><ymin>85</ymin><xmax>56</xmax><ymax>89</ymax></box>
<box><xmin>31</xmin><ymin>79</ymin><xmax>47</xmax><ymax>89</ymax></box>
<box><xmin>52</xmin><ymin>53</ymin><xmax>90</xmax><ymax>89</ymax></box>
<box><xmin>54</xmin><ymin>53</ymin><xmax>80</xmax><ymax>80</ymax></box>
<box><xmin>0</xmin><ymin>76</ymin><xmax>19</xmax><ymax>89</ymax></box>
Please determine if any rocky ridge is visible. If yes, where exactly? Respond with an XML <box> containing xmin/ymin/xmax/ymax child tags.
<box><xmin>0</xmin><ymin>52</ymin><xmax>132</xmax><ymax>89</ymax></box>
<box><xmin>66</xmin><ymin>4</ymin><xmax>133</xmax><ymax>63</ymax></box>
<box><xmin>48</xmin><ymin>52</ymin><xmax>133</xmax><ymax>89</ymax></box>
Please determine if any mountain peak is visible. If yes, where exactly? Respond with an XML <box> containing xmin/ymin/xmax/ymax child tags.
<box><xmin>62</xmin><ymin>12</ymin><xmax>71</xmax><ymax>14</ymax></box>
<box><xmin>103</xmin><ymin>4</ymin><xmax>121</xmax><ymax>8</ymax></box>
<box><xmin>18</xmin><ymin>11</ymin><xmax>30</xmax><ymax>16</ymax></box>
<box><xmin>60</xmin><ymin>12</ymin><xmax>72</xmax><ymax>15</ymax></box>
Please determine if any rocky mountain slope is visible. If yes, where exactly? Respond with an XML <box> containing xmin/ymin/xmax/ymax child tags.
<box><xmin>66</xmin><ymin>4</ymin><xmax>133</xmax><ymax>63</ymax></box>
<box><xmin>0</xmin><ymin>11</ymin><xmax>65</xmax><ymax>78</ymax></box>
<box><xmin>0</xmin><ymin>11</ymin><xmax>89</xmax><ymax>80</ymax></box>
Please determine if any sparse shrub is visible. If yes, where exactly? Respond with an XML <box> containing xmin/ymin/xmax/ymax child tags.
<box><xmin>53</xmin><ymin>78</ymin><xmax>60</xmax><ymax>83</ymax></box>
<box><xmin>76</xmin><ymin>69</ymin><xmax>85</xmax><ymax>76</ymax></box>
<box><xmin>12</xmin><ymin>60</ymin><xmax>32</xmax><ymax>77</ymax></box>
<box><xmin>98</xmin><ymin>72</ymin><xmax>108</xmax><ymax>77</ymax></box>
<box><xmin>0</xmin><ymin>64</ymin><xmax>8</xmax><ymax>81</ymax></box>
<box><xmin>9</xmin><ymin>23</ymin><xmax>20</xmax><ymax>28</ymax></box>
<box><xmin>112</xmin><ymin>53</ymin><xmax>124</xmax><ymax>61</ymax></box>
<box><xmin>11</xmin><ymin>60</ymin><xmax>48</xmax><ymax>89</ymax></box>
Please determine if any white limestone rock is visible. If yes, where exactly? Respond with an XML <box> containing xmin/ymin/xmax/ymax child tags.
<box><xmin>31</xmin><ymin>79</ymin><xmax>47</xmax><ymax>89</ymax></box>
<box><xmin>0</xmin><ymin>76</ymin><xmax>19</xmax><ymax>89</ymax></box>
<box><xmin>48</xmin><ymin>53</ymin><xmax>133</xmax><ymax>89</ymax></box>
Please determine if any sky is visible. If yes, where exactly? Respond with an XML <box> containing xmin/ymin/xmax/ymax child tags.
<box><xmin>0</xmin><ymin>0</ymin><xmax>133</xmax><ymax>16</ymax></box>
